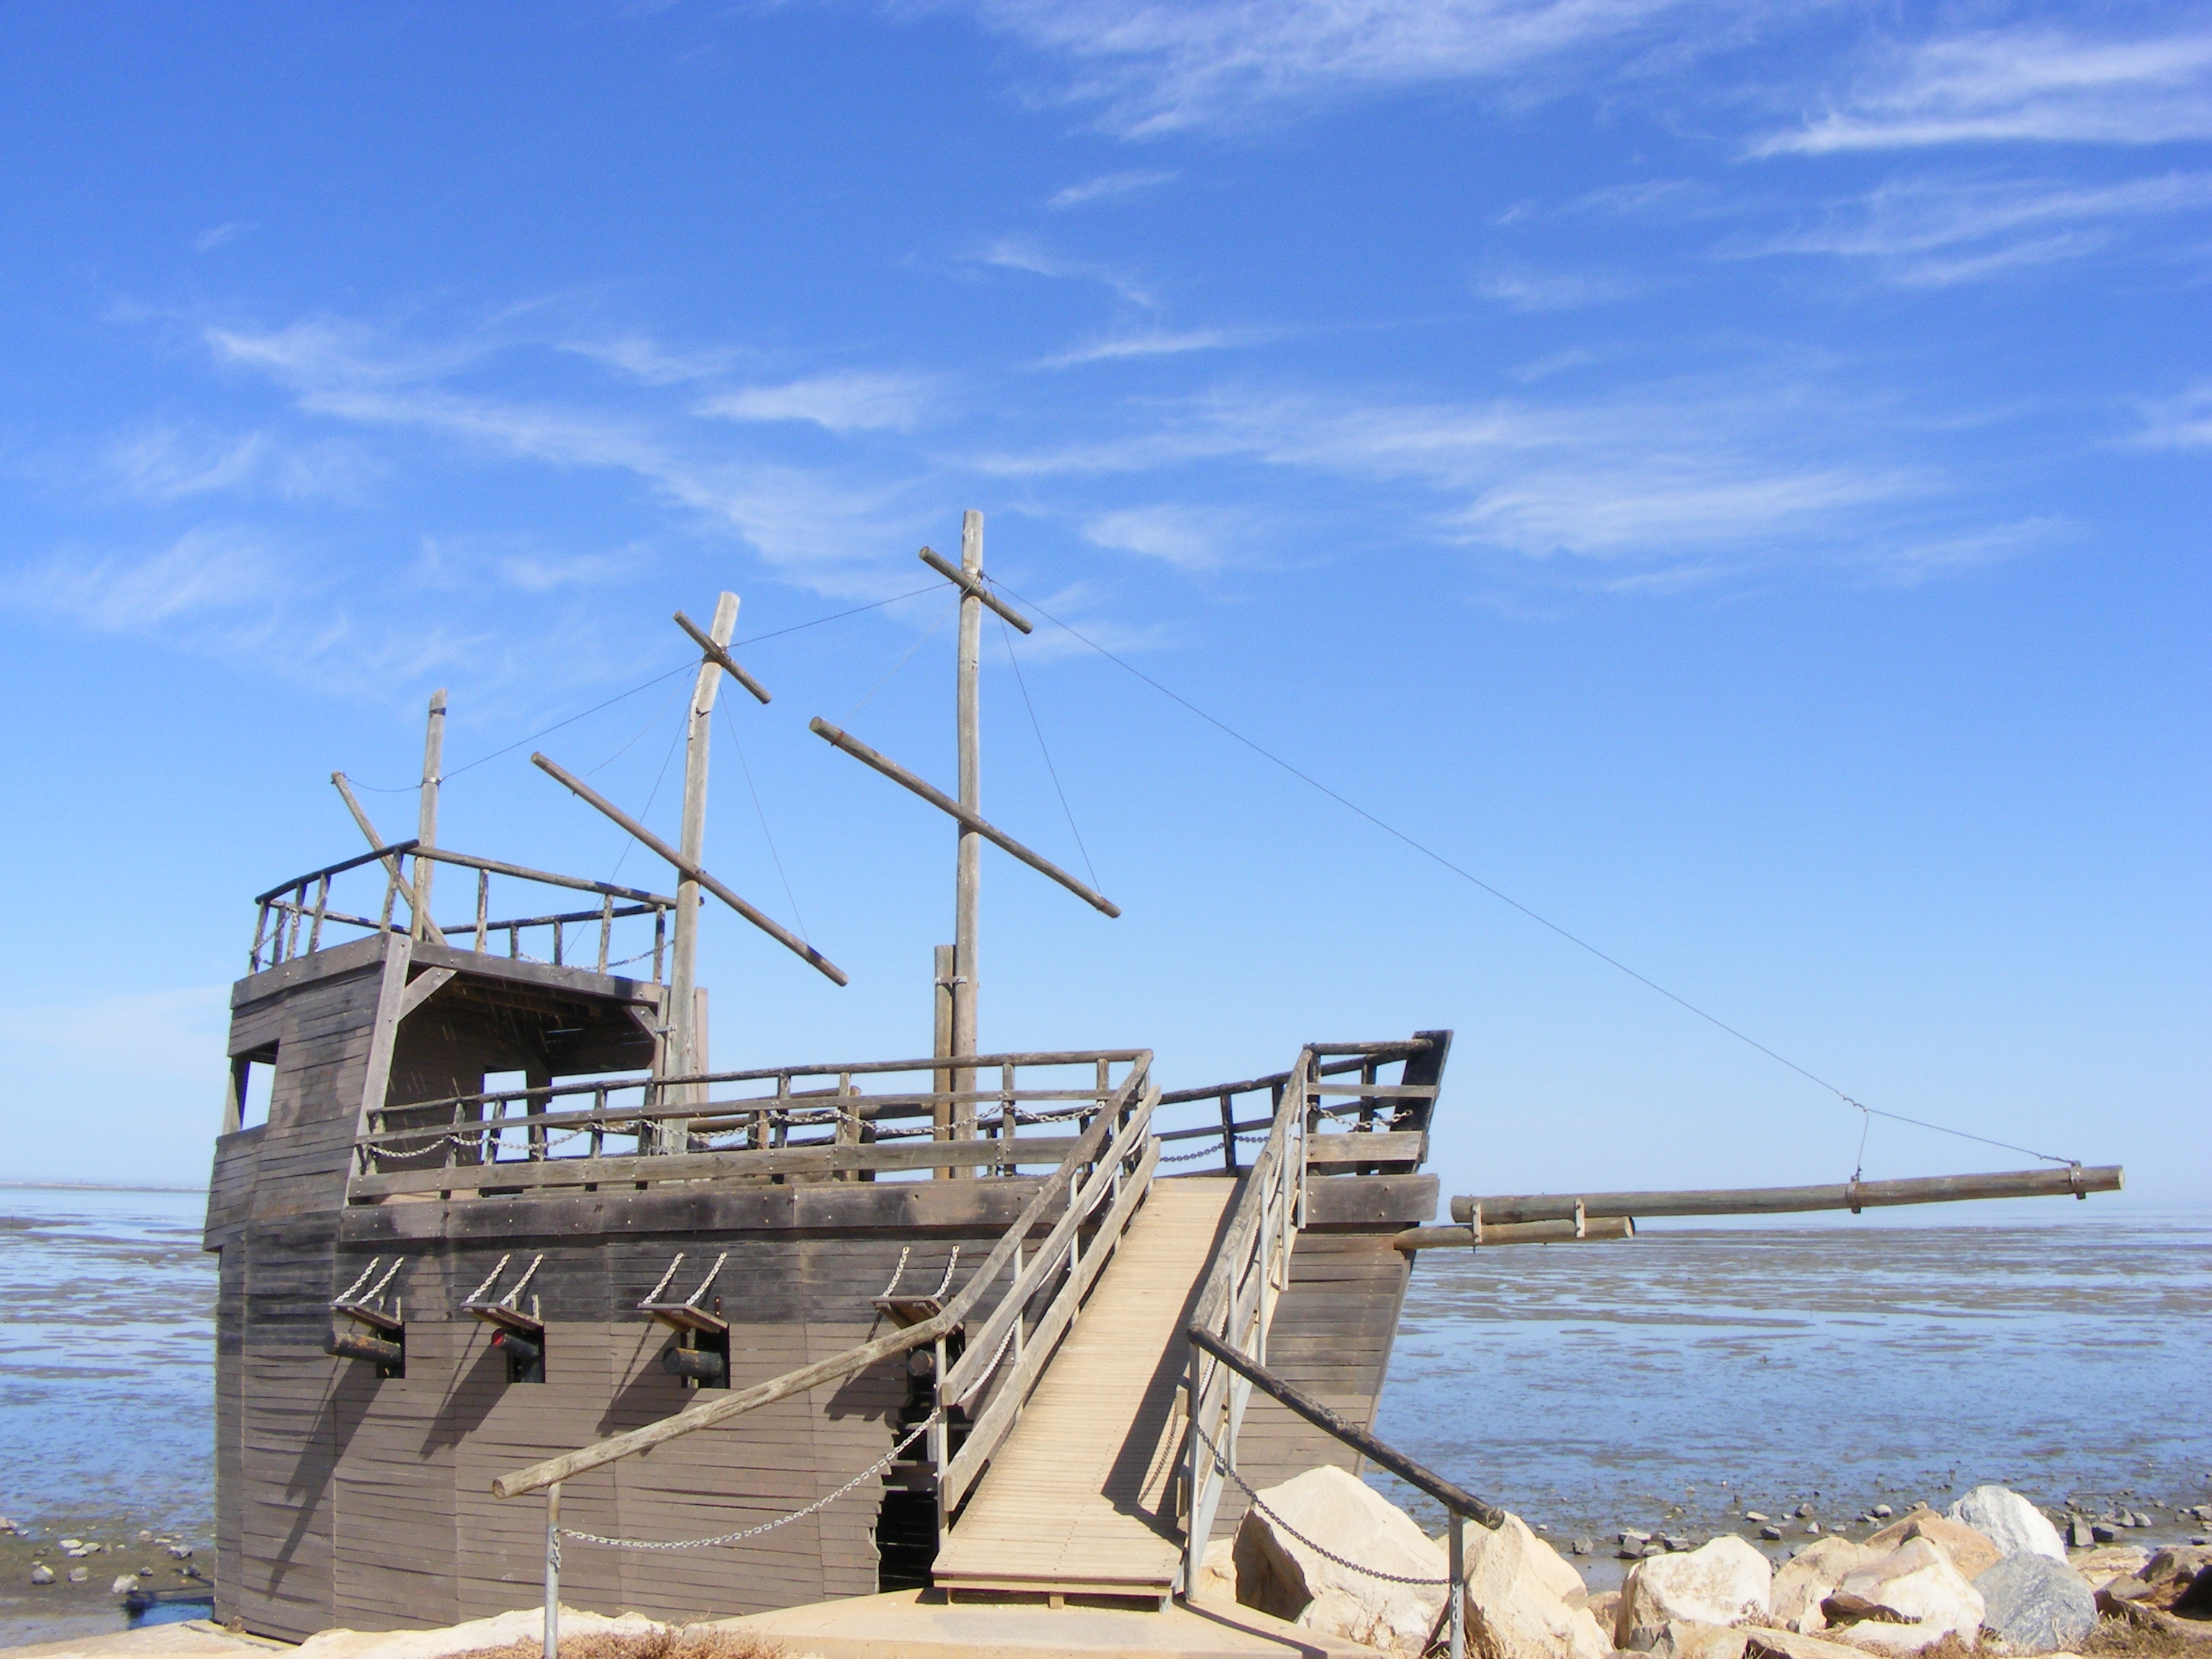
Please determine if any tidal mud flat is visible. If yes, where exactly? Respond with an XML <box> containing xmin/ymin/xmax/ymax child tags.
<box><xmin>0</xmin><ymin>1190</ymin><xmax>2205</xmax><ymax>1649</ymax></box>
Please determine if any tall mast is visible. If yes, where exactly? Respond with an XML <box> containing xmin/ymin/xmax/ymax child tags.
<box><xmin>951</xmin><ymin>511</ymin><xmax>984</xmax><ymax>1145</ymax></box>
<box><xmin>411</xmin><ymin>689</ymin><xmax>446</xmax><ymax>941</ymax></box>
<box><xmin>667</xmin><ymin>593</ymin><xmax>740</xmax><ymax>1102</ymax></box>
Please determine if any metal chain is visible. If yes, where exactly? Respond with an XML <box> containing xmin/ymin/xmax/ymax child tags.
<box><xmin>1191</xmin><ymin>1420</ymin><xmax>1449</xmax><ymax>1587</ymax></box>
<box><xmin>554</xmin><ymin>1415</ymin><xmax>935</xmax><ymax>1560</ymax></box>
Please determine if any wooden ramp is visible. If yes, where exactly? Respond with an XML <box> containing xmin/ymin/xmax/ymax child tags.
<box><xmin>932</xmin><ymin>1176</ymin><xmax>1239</xmax><ymax>1604</ymax></box>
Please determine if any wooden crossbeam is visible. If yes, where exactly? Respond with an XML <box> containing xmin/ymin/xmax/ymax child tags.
<box><xmin>531</xmin><ymin>752</ymin><xmax>849</xmax><ymax>986</ymax></box>
<box><xmin>808</xmin><ymin>718</ymin><xmax>1119</xmax><ymax>917</ymax></box>
<box><xmin>673</xmin><ymin>608</ymin><xmax>773</xmax><ymax>705</ymax></box>
<box><xmin>918</xmin><ymin>547</ymin><xmax>1033</xmax><ymax>633</ymax></box>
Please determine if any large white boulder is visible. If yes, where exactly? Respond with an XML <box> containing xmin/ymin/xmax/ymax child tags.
<box><xmin>1461</xmin><ymin>1511</ymin><xmax>1612</xmax><ymax>1659</ymax></box>
<box><xmin>1947</xmin><ymin>1486</ymin><xmax>2067</xmax><ymax>1564</ymax></box>
<box><xmin>1233</xmin><ymin>1466</ymin><xmax>1453</xmax><ymax>1654</ymax></box>
<box><xmin>1617</xmin><ymin>1537</ymin><xmax>1773</xmax><ymax>1650</ymax></box>
<box><xmin>1825</xmin><ymin>1538</ymin><xmax>1987</xmax><ymax>1654</ymax></box>
<box><xmin>1864</xmin><ymin>1509</ymin><xmax>2000</xmax><ymax>1581</ymax></box>
<box><xmin>1773</xmin><ymin>1537</ymin><xmax>1881</xmax><ymax>1633</ymax></box>
<box><xmin>1233</xmin><ymin>1469</ymin><xmax>1607</xmax><ymax>1659</ymax></box>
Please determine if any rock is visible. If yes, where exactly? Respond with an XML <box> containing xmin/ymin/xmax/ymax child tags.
<box><xmin>2064</xmin><ymin>1518</ymin><xmax>2095</xmax><ymax>1550</ymax></box>
<box><xmin>67</xmin><ymin>1568</ymin><xmax>89</xmax><ymax>1585</ymax></box>
<box><xmin>2067</xmin><ymin>1545</ymin><xmax>2150</xmax><ymax>1589</ymax></box>
<box><xmin>1192</xmin><ymin>1536</ymin><xmax>1237</xmax><ymax>1604</ymax></box>
<box><xmin>1458</xmin><ymin>1513</ymin><xmax>1613</xmax><ymax>1659</ymax></box>
<box><xmin>1806</xmin><ymin>1524</ymin><xmax>1822</xmax><ymax>1537</ymax></box>
<box><xmin>1762</xmin><ymin>1527</ymin><xmax>1786</xmax><ymax>1542</ymax></box>
<box><xmin>1652</xmin><ymin>1620</ymin><xmax>1749</xmax><ymax>1659</ymax></box>
<box><xmin>30</xmin><ymin>1565</ymin><xmax>54</xmax><ymax>1586</ymax></box>
<box><xmin>1624</xmin><ymin>1532</ymin><xmax>1654</xmax><ymax>1547</ymax></box>
<box><xmin>111</xmin><ymin>1574</ymin><xmax>143</xmax><ymax>1595</ymax></box>
<box><xmin>2091</xmin><ymin>1525</ymin><xmax>2117</xmax><ymax>1545</ymax></box>
<box><xmin>1616</xmin><ymin>1536</ymin><xmax>1772</xmax><ymax>1650</ymax></box>
<box><xmin>1231</xmin><ymin>1466</ymin><xmax>1450</xmax><ymax>1653</ymax></box>
<box><xmin>1746</xmin><ymin>1513</ymin><xmax>1771</xmax><ymax>1525</ymax></box>
<box><xmin>1588</xmin><ymin>1591</ymin><xmax>1621</xmax><ymax>1633</ymax></box>
<box><xmin>1977</xmin><ymin>1552</ymin><xmax>2096</xmax><ymax>1654</ymax></box>
<box><xmin>1863</xmin><ymin>1508</ymin><xmax>2000</xmax><ymax>1581</ymax></box>
<box><xmin>166</xmin><ymin>1543</ymin><xmax>194</xmax><ymax>1559</ymax></box>
<box><xmin>59</xmin><ymin>1539</ymin><xmax>83</xmax><ymax>1551</ymax></box>
<box><xmin>1773</xmin><ymin>1537</ymin><xmax>1881</xmax><ymax>1633</ymax></box>
<box><xmin>2135</xmin><ymin>1546</ymin><xmax>2212</xmax><ymax>1609</ymax></box>
<box><xmin>1947</xmin><ymin>1486</ymin><xmax>2067</xmax><ymax>1564</ymax></box>
<box><xmin>139</xmin><ymin>1529</ymin><xmax>153</xmax><ymax>1542</ymax></box>
<box><xmin>1797</xmin><ymin>1506</ymin><xmax>1816</xmax><ymax>1520</ymax></box>
<box><xmin>1820</xmin><ymin>1538</ymin><xmax>1985</xmax><ymax>1653</ymax></box>
<box><xmin>2174</xmin><ymin>1565</ymin><xmax>2212</xmax><ymax>1619</ymax></box>
<box><xmin>1741</xmin><ymin>1630</ymin><xmax>1891</xmax><ymax>1659</ymax></box>
<box><xmin>1572</xmin><ymin>1539</ymin><xmax>1594</xmax><ymax>1557</ymax></box>
<box><xmin>1873</xmin><ymin>1507</ymin><xmax>1894</xmax><ymax>1521</ymax></box>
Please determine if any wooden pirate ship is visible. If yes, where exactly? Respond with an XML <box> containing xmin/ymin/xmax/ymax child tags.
<box><xmin>201</xmin><ymin>511</ymin><xmax>2123</xmax><ymax>1642</ymax></box>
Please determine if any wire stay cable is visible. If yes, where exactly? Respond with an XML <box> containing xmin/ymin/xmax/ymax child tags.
<box><xmin>720</xmin><ymin>698</ymin><xmax>810</xmax><ymax>945</ymax></box>
<box><xmin>985</xmin><ymin>575</ymin><xmax>2075</xmax><ymax>1169</ymax></box>
<box><xmin>996</xmin><ymin>611</ymin><xmax>1100</xmax><ymax>892</ymax></box>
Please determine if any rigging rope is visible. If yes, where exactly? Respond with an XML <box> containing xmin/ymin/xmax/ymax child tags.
<box><xmin>721</xmin><ymin>698</ymin><xmax>810</xmax><ymax>945</ymax></box>
<box><xmin>985</xmin><ymin>575</ymin><xmax>2077</xmax><ymax>1170</ymax></box>
<box><xmin>996</xmin><ymin>610</ymin><xmax>1101</xmax><ymax>893</ymax></box>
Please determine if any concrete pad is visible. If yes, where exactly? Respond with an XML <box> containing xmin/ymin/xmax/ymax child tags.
<box><xmin>721</xmin><ymin>1588</ymin><xmax>1388</xmax><ymax>1659</ymax></box>
<box><xmin>0</xmin><ymin>1619</ymin><xmax>289</xmax><ymax>1659</ymax></box>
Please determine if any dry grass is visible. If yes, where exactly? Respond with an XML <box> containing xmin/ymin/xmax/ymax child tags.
<box><xmin>2085</xmin><ymin>1611</ymin><xmax>2212</xmax><ymax>1659</ymax></box>
<box><xmin>443</xmin><ymin>1629</ymin><xmax>786</xmax><ymax>1659</ymax></box>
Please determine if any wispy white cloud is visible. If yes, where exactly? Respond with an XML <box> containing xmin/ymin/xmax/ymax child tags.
<box><xmin>968</xmin><ymin>0</ymin><xmax>1703</xmax><ymax>135</ymax></box>
<box><xmin>1737</xmin><ymin>171</ymin><xmax>2212</xmax><ymax>285</ymax></box>
<box><xmin>1082</xmin><ymin>503</ymin><xmax>1265</xmax><ymax>570</ymax></box>
<box><xmin>104</xmin><ymin>423</ymin><xmax>378</xmax><ymax>501</ymax></box>
<box><xmin>1034</xmin><ymin>326</ymin><xmax>1259</xmax><ymax>367</ymax></box>
<box><xmin>1048</xmin><ymin>168</ymin><xmax>1179</xmax><ymax>209</ymax></box>
<box><xmin>1758</xmin><ymin>28</ymin><xmax>2212</xmax><ymax>154</ymax></box>
<box><xmin>5</xmin><ymin>526</ymin><xmax>291</xmax><ymax>633</ymax></box>
<box><xmin>698</xmin><ymin>370</ymin><xmax>945</xmax><ymax>433</ymax></box>
<box><xmin>972</xmin><ymin>235</ymin><xmax>1159</xmax><ymax>307</ymax></box>
<box><xmin>194</xmin><ymin>222</ymin><xmax>250</xmax><ymax>253</ymax></box>
<box><xmin>562</xmin><ymin>334</ymin><xmax>752</xmax><ymax>385</ymax></box>
<box><xmin>1861</xmin><ymin>517</ymin><xmax>2075</xmax><ymax>585</ymax></box>
<box><xmin>1475</xmin><ymin>266</ymin><xmax>1642</xmax><ymax>310</ymax></box>
<box><xmin>2129</xmin><ymin>381</ymin><xmax>2212</xmax><ymax>447</ymax></box>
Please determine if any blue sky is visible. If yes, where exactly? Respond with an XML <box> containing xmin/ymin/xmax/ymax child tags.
<box><xmin>0</xmin><ymin>1</ymin><xmax>2203</xmax><ymax>1208</ymax></box>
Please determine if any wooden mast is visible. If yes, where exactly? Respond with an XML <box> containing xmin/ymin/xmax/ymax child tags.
<box><xmin>411</xmin><ymin>689</ymin><xmax>446</xmax><ymax>941</ymax></box>
<box><xmin>951</xmin><ymin>511</ymin><xmax>983</xmax><ymax>1165</ymax></box>
<box><xmin>666</xmin><ymin>593</ymin><xmax>739</xmax><ymax>1132</ymax></box>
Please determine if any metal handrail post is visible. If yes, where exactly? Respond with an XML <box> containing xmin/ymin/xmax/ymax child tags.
<box><xmin>1449</xmin><ymin>1511</ymin><xmax>1466</xmax><ymax>1659</ymax></box>
<box><xmin>544</xmin><ymin>1481</ymin><xmax>562</xmax><ymax>1659</ymax></box>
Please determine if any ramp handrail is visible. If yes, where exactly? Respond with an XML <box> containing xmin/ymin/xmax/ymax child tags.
<box><xmin>488</xmin><ymin>1051</ymin><xmax>1152</xmax><ymax>1501</ymax></box>
<box><xmin>1184</xmin><ymin>1325</ymin><xmax>1502</xmax><ymax>1659</ymax></box>
<box><xmin>1179</xmin><ymin>1043</ymin><xmax>1314</xmax><ymax>1590</ymax></box>
<box><xmin>933</xmin><ymin>1079</ymin><xmax>1163</xmax><ymax>1519</ymax></box>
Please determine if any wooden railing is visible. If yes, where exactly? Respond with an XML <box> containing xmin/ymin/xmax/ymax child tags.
<box><xmin>248</xmin><ymin>842</ymin><xmax>680</xmax><ymax>979</ymax></box>
<box><xmin>487</xmin><ymin>1054</ymin><xmax>1155</xmax><ymax>1500</ymax></box>
<box><xmin>1151</xmin><ymin>1034</ymin><xmax>1445</xmax><ymax>1177</ymax></box>
<box><xmin>932</xmin><ymin>1075</ymin><xmax>1161</xmax><ymax>1519</ymax></box>
<box><xmin>351</xmin><ymin>1050</ymin><xmax>1148</xmax><ymax>1200</ymax></box>
<box><xmin>1179</xmin><ymin>1044</ymin><xmax>1315</xmax><ymax>1591</ymax></box>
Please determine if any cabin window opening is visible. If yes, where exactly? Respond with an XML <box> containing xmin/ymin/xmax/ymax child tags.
<box><xmin>231</xmin><ymin>1051</ymin><xmax>276</xmax><ymax>1132</ymax></box>
<box><xmin>482</xmin><ymin>1071</ymin><xmax>530</xmax><ymax>1159</ymax></box>
<box><xmin>493</xmin><ymin>1326</ymin><xmax>545</xmax><ymax>1384</ymax></box>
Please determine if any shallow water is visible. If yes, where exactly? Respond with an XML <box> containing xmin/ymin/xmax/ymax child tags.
<box><xmin>1370</xmin><ymin>1208</ymin><xmax>2212</xmax><ymax>1575</ymax></box>
<box><xmin>2</xmin><ymin>1187</ymin><xmax>2208</xmax><ymax>1642</ymax></box>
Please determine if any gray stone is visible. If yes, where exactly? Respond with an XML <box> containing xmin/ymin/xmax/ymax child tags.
<box><xmin>1573</xmin><ymin>1539</ymin><xmax>1595</xmax><ymax>1557</ymax></box>
<box><xmin>110</xmin><ymin>1575</ymin><xmax>141</xmax><ymax>1596</ymax></box>
<box><xmin>66</xmin><ymin>1568</ymin><xmax>89</xmax><ymax>1585</ymax></box>
<box><xmin>1797</xmin><ymin>1506</ymin><xmax>1816</xmax><ymax>1519</ymax></box>
<box><xmin>29</xmin><ymin>1565</ymin><xmax>53</xmax><ymax>1586</ymax></box>
<box><xmin>1977</xmin><ymin>1552</ymin><xmax>2095</xmax><ymax>1654</ymax></box>
<box><xmin>2091</xmin><ymin>1525</ymin><xmax>2118</xmax><ymax>1545</ymax></box>
<box><xmin>1746</xmin><ymin>1513</ymin><xmax>1771</xmax><ymax>1525</ymax></box>
<box><xmin>2065</xmin><ymin>1518</ymin><xmax>2095</xmax><ymax>1549</ymax></box>
<box><xmin>1762</xmin><ymin>1527</ymin><xmax>1786</xmax><ymax>1542</ymax></box>
<box><xmin>1874</xmin><ymin>1507</ymin><xmax>1894</xmax><ymax>1521</ymax></box>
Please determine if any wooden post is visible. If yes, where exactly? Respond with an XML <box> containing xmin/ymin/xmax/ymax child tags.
<box><xmin>544</xmin><ymin>1482</ymin><xmax>561</xmax><ymax>1659</ymax></box>
<box><xmin>412</xmin><ymin>691</ymin><xmax>446</xmax><ymax>941</ymax></box>
<box><xmin>932</xmin><ymin>944</ymin><xmax>955</xmax><ymax>1175</ymax></box>
<box><xmin>667</xmin><ymin>593</ymin><xmax>739</xmax><ymax>1145</ymax></box>
<box><xmin>951</xmin><ymin>511</ymin><xmax>982</xmax><ymax>1168</ymax></box>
